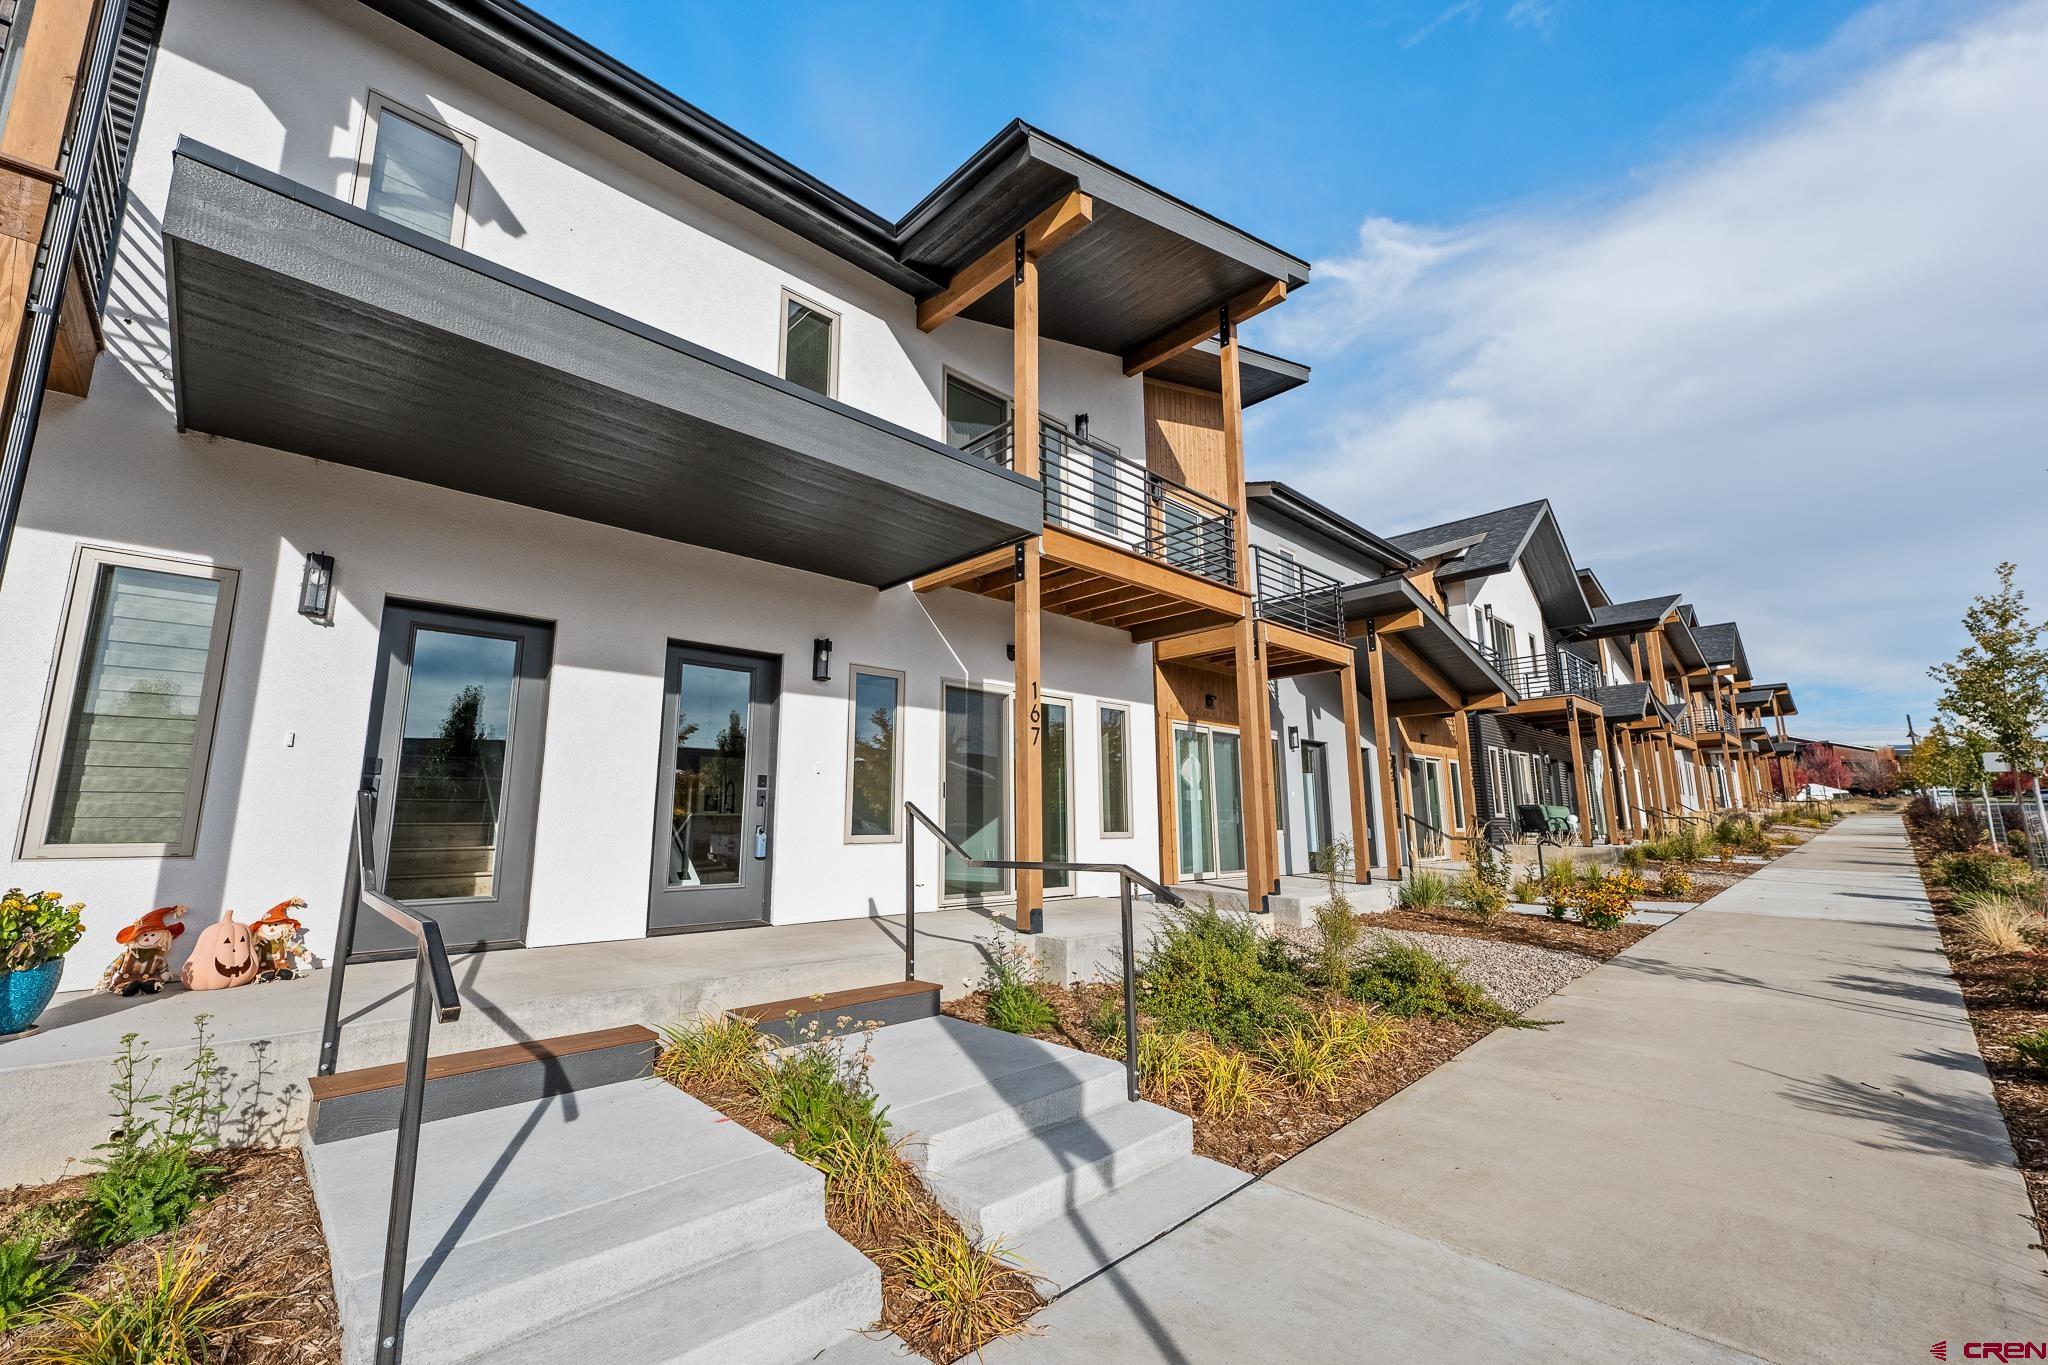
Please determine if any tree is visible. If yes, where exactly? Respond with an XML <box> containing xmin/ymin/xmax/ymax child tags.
<box><xmin>1797</xmin><ymin>742</ymin><xmax>1851</xmax><ymax>792</ymax></box>
<box><xmin>1930</xmin><ymin>562</ymin><xmax>2048</xmax><ymax>778</ymax></box>
<box><xmin>1900</xmin><ymin>719</ymin><xmax>1988</xmax><ymax>792</ymax></box>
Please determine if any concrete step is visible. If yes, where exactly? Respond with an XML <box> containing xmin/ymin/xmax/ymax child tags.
<box><xmin>921</xmin><ymin>1098</ymin><xmax>1195</xmax><ymax>1242</ymax></box>
<box><xmin>863</xmin><ymin>1017</ymin><xmax>1129</xmax><ymax>1173</ymax></box>
<box><xmin>307</xmin><ymin>1024</ymin><xmax>660</xmax><ymax>1144</ymax></box>
<box><xmin>1007</xmin><ymin>1153</ymin><xmax>1249</xmax><ymax>1294</ymax></box>
<box><xmin>308</xmin><ymin>1079</ymin><xmax>874</xmax><ymax>1365</ymax></box>
<box><xmin>479</xmin><ymin>1225</ymin><xmax>879</xmax><ymax>1365</ymax></box>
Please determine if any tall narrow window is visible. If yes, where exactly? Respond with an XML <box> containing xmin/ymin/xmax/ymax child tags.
<box><xmin>25</xmin><ymin>548</ymin><xmax>239</xmax><ymax>857</ymax></box>
<box><xmin>781</xmin><ymin>290</ymin><xmax>838</xmax><ymax>398</ymax></box>
<box><xmin>1449</xmin><ymin>759</ymin><xmax>1465</xmax><ymax>829</ymax></box>
<box><xmin>1099</xmin><ymin>704</ymin><xmax>1130</xmax><ymax>836</ymax></box>
<box><xmin>847</xmin><ymin>666</ymin><xmax>903</xmax><ymax>840</ymax></box>
<box><xmin>945</xmin><ymin>374</ymin><xmax>1009</xmax><ymax>451</ymax></box>
<box><xmin>354</xmin><ymin>95</ymin><xmax>474</xmax><ymax>244</ymax></box>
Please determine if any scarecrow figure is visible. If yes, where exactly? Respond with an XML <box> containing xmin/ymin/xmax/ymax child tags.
<box><xmin>99</xmin><ymin>905</ymin><xmax>188</xmax><ymax>996</ymax></box>
<box><xmin>251</xmin><ymin>899</ymin><xmax>309</xmax><ymax>981</ymax></box>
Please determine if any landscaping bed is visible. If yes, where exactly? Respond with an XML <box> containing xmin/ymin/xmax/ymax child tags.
<box><xmin>1905</xmin><ymin>799</ymin><xmax>2048</xmax><ymax>1245</ymax></box>
<box><xmin>1358</xmin><ymin>906</ymin><xmax>1652</xmax><ymax>962</ymax></box>
<box><xmin>0</xmin><ymin>1146</ymin><xmax>340</xmax><ymax>1364</ymax></box>
<box><xmin>653</xmin><ymin>1020</ymin><xmax>1043</xmax><ymax>1363</ymax></box>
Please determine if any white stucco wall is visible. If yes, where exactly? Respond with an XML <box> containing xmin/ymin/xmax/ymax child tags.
<box><xmin>0</xmin><ymin>0</ymin><xmax>1175</xmax><ymax>991</ymax></box>
<box><xmin>1451</xmin><ymin>565</ymin><xmax>1550</xmax><ymax>656</ymax></box>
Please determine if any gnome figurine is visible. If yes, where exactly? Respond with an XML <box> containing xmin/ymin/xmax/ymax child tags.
<box><xmin>251</xmin><ymin>899</ymin><xmax>309</xmax><ymax>981</ymax></box>
<box><xmin>100</xmin><ymin>905</ymin><xmax>188</xmax><ymax>996</ymax></box>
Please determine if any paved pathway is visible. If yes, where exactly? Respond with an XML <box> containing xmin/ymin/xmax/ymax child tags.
<box><xmin>989</xmin><ymin>815</ymin><xmax>2048</xmax><ymax>1363</ymax></box>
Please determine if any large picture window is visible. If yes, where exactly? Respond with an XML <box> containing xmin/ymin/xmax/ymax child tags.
<box><xmin>24</xmin><ymin>548</ymin><xmax>239</xmax><ymax>857</ymax></box>
<box><xmin>353</xmin><ymin>93</ymin><xmax>476</xmax><ymax>244</ymax></box>
<box><xmin>846</xmin><ymin>666</ymin><xmax>903</xmax><ymax>840</ymax></box>
<box><xmin>1099</xmin><ymin>704</ymin><xmax>1131</xmax><ymax>836</ymax></box>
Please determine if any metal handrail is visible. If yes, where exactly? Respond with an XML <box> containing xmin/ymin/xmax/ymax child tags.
<box><xmin>1478</xmin><ymin>644</ymin><xmax>1601</xmax><ymax>702</ymax></box>
<box><xmin>316</xmin><ymin>789</ymin><xmax>461</xmax><ymax>1365</ymax></box>
<box><xmin>905</xmin><ymin>801</ymin><xmax>1180</xmax><ymax>1103</ymax></box>
<box><xmin>1252</xmin><ymin>544</ymin><xmax>1345</xmax><ymax>640</ymax></box>
<box><xmin>960</xmin><ymin>419</ymin><xmax>1239</xmax><ymax>589</ymax></box>
<box><xmin>1402</xmin><ymin>810</ymin><xmax>1450</xmax><ymax>865</ymax></box>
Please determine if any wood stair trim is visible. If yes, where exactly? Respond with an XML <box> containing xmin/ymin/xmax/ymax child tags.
<box><xmin>309</xmin><ymin>1024</ymin><xmax>659</xmax><ymax>1103</ymax></box>
<box><xmin>730</xmin><ymin>980</ymin><xmax>940</xmax><ymax>1026</ymax></box>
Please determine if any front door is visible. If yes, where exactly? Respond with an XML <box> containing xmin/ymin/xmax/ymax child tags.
<box><xmin>649</xmin><ymin>645</ymin><xmax>779</xmax><ymax>932</ymax></box>
<box><xmin>1042</xmin><ymin>697</ymin><xmax>1073</xmax><ymax>894</ymax></box>
<box><xmin>360</xmin><ymin>605</ymin><xmax>551</xmax><ymax>957</ymax></box>
<box><xmin>1174</xmin><ymin>723</ymin><xmax>1246</xmax><ymax>881</ymax></box>
<box><xmin>1301</xmin><ymin>741</ymin><xmax>1333</xmax><ymax>868</ymax></box>
<box><xmin>943</xmin><ymin>683</ymin><xmax>1009</xmax><ymax>900</ymax></box>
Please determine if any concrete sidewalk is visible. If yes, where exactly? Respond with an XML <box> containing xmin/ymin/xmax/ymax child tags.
<box><xmin>990</xmin><ymin>815</ymin><xmax>2048</xmax><ymax>1364</ymax></box>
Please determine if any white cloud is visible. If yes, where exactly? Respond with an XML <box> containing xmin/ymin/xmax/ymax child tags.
<box><xmin>1504</xmin><ymin>0</ymin><xmax>1559</xmax><ymax>35</ymax></box>
<box><xmin>1403</xmin><ymin>0</ymin><xmax>1483</xmax><ymax>49</ymax></box>
<box><xmin>1261</xmin><ymin>1</ymin><xmax>2048</xmax><ymax>745</ymax></box>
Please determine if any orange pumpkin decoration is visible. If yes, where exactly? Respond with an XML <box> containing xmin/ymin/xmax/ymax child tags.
<box><xmin>179</xmin><ymin>907</ymin><xmax>261</xmax><ymax>990</ymax></box>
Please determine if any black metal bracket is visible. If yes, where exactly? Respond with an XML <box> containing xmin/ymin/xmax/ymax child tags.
<box><xmin>1015</xmin><ymin>232</ymin><xmax>1026</xmax><ymax>286</ymax></box>
<box><xmin>1014</xmin><ymin>541</ymin><xmax>1027</xmax><ymax>581</ymax></box>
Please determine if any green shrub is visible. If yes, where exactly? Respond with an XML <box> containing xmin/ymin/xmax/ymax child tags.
<box><xmin>1347</xmin><ymin>938</ymin><xmax>1506</xmax><ymax>1022</ymax></box>
<box><xmin>977</xmin><ymin>933</ymin><xmax>1057</xmax><ymax>1036</ymax></box>
<box><xmin>84</xmin><ymin>1022</ymin><xmax>225</xmax><ymax>1250</ymax></box>
<box><xmin>0</xmin><ymin>1232</ymin><xmax>73</xmax><ymax>1332</ymax></box>
<box><xmin>1572</xmin><ymin>870</ymin><xmax>1645</xmax><ymax>931</ymax></box>
<box><xmin>1447</xmin><ymin>872</ymin><xmax>1506</xmax><ymax>920</ymax></box>
<box><xmin>20</xmin><ymin>1242</ymin><xmax>271</xmax><ymax>1365</ymax></box>
<box><xmin>1656</xmin><ymin>867</ymin><xmax>1695</xmax><ymax>900</ymax></box>
<box><xmin>1138</xmin><ymin>902</ymin><xmax>1307</xmax><ymax>1047</ymax></box>
<box><xmin>0</xmin><ymin>887</ymin><xmax>85</xmax><ymax>972</ymax></box>
<box><xmin>1086</xmin><ymin>994</ymin><xmax>1125</xmax><ymax>1040</ymax></box>
<box><xmin>756</xmin><ymin>1035</ymin><xmax>914</xmax><ymax>1234</ymax></box>
<box><xmin>1617</xmin><ymin>844</ymin><xmax>1647</xmax><ymax>871</ymax></box>
<box><xmin>1311</xmin><ymin>898</ymin><xmax>1363</xmax><ymax>990</ymax></box>
<box><xmin>657</xmin><ymin>1014</ymin><xmax>769</xmax><ymax>1087</ymax></box>
<box><xmin>2011</xmin><ymin>1028</ymin><xmax>2048</xmax><ymax>1070</ymax></box>
<box><xmin>1933</xmin><ymin>852</ymin><xmax>2039</xmax><ymax>901</ymax></box>
<box><xmin>1396</xmin><ymin>870</ymin><xmax>1451</xmax><ymax>911</ymax></box>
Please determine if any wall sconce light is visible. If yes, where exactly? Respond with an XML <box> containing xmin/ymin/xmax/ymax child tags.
<box><xmin>1203</xmin><ymin>692</ymin><xmax>1217</xmax><ymax>710</ymax></box>
<box><xmin>298</xmin><ymin>552</ymin><xmax>334</xmax><ymax>622</ymax></box>
<box><xmin>1287</xmin><ymin>725</ymin><xmax>1300</xmax><ymax>750</ymax></box>
<box><xmin>1006</xmin><ymin>641</ymin><xmax>1016</xmax><ymax>662</ymax></box>
<box><xmin>812</xmin><ymin>637</ymin><xmax>832</xmax><ymax>683</ymax></box>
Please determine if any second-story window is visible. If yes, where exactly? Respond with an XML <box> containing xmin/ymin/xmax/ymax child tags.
<box><xmin>945</xmin><ymin>373</ymin><xmax>1008</xmax><ymax>450</ymax></box>
<box><xmin>355</xmin><ymin>94</ymin><xmax>474</xmax><ymax>245</ymax></box>
<box><xmin>781</xmin><ymin>290</ymin><xmax>838</xmax><ymax>398</ymax></box>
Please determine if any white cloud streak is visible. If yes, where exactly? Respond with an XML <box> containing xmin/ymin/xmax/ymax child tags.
<box><xmin>1262</xmin><ymin>1</ymin><xmax>2048</xmax><ymax>745</ymax></box>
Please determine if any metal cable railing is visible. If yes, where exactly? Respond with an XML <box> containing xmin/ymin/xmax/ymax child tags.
<box><xmin>316</xmin><ymin>790</ymin><xmax>462</xmax><ymax>1365</ymax></box>
<box><xmin>961</xmin><ymin>419</ymin><xmax>1238</xmax><ymax>589</ymax></box>
<box><xmin>1252</xmin><ymin>544</ymin><xmax>1345</xmax><ymax>640</ymax></box>
<box><xmin>905</xmin><ymin>801</ymin><xmax>1182</xmax><ymax>1103</ymax></box>
<box><xmin>1403</xmin><ymin>810</ymin><xmax>1450</xmax><ymax>864</ymax></box>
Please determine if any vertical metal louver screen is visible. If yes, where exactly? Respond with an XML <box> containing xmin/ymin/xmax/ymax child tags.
<box><xmin>73</xmin><ymin>0</ymin><xmax>164</xmax><ymax>314</ymax></box>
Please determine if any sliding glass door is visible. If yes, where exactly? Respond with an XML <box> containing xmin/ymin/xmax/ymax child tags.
<box><xmin>1174</xmin><ymin>723</ymin><xmax>1246</xmax><ymax>881</ymax></box>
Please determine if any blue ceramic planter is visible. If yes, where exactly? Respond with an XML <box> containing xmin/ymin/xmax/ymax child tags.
<box><xmin>0</xmin><ymin>958</ymin><xmax>64</xmax><ymax>1035</ymax></box>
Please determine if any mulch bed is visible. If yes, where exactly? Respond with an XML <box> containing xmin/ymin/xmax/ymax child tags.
<box><xmin>0</xmin><ymin>1147</ymin><xmax>340</xmax><ymax>1364</ymax></box>
<box><xmin>1909</xmin><ymin>825</ymin><xmax>2048</xmax><ymax>1247</ymax></box>
<box><xmin>657</xmin><ymin>1067</ymin><xmax>1044</xmax><ymax>1362</ymax></box>
<box><xmin>1359</xmin><ymin>906</ymin><xmax>1652</xmax><ymax>961</ymax></box>
<box><xmin>944</xmin><ymin>982</ymin><xmax>1491</xmax><ymax>1174</ymax></box>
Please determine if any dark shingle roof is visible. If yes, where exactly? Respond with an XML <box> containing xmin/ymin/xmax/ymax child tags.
<box><xmin>1692</xmin><ymin>622</ymin><xmax>1745</xmax><ymax>669</ymax></box>
<box><xmin>1584</xmin><ymin>595</ymin><xmax>1680</xmax><ymax>635</ymax></box>
<box><xmin>1593</xmin><ymin>682</ymin><xmax>1655</xmax><ymax>718</ymax></box>
<box><xmin>1385</xmin><ymin>500</ymin><xmax>1593</xmax><ymax>628</ymax></box>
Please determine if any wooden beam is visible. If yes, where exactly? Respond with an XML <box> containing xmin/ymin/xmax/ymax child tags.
<box><xmin>913</xmin><ymin>544</ymin><xmax>1016</xmax><ymax>594</ymax></box>
<box><xmin>1041</xmin><ymin>527</ymin><xmax>1245</xmax><ymax>619</ymax></box>
<box><xmin>1595</xmin><ymin>714</ymin><xmax>1621</xmax><ymax>843</ymax></box>
<box><xmin>1618</xmin><ymin>726</ymin><xmax>1643</xmax><ymax>835</ymax></box>
<box><xmin>1452</xmin><ymin>709</ymin><xmax>1481</xmax><ymax>858</ymax></box>
<box><xmin>1341</xmin><ymin>658</ymin><xmax>1371</xmax><ymax>869</ymax></box>
<box><xmin>1232</xmin><ymin>617</ymin><xmax>1275</xmax><ymax>903</ymax></box>
<box><xmin>1122</xmin><ymin>278</ymin><xmax>1287</xmax><ymax>377</ymax></box>
<box><xmin>916</xmin><ymin>191</ymin><xmax>1094</xmax><ymax>332</ymax></box>
<box><xmin>1010</xmin><ymin>251</ymin><xmax>1042</xmax><ymax>933</ymax></box>
<box><xmin>1261</xmin><ymin>620</ymin><xmax>1352</xmax><ymax>668</ymax></box>
<box><xmin>1154</xmin><ymin>654</ymin><xmax>1178</xmax><ymax>886</ymax></box>
<box><xmin>1366</xmin><ymin>627</ymin><xmax>1402</xmax><ymax>880</ymax></box>
<box><xmin>1386</xmin><ymin>697</ymin><xmax>1456</xmax><ymax>719</ymax></box>
<box><xmin>1566</xmin><ymin>703</ymin><xmax>1593</xmax><ymax>847</ymax></box>
<box><xmin>1129</xmin><ymin>610</ymin><xmax>1235</xmax><ymax>645</ymax></box>
<box><xmin>1344</xmin><ymin>609</ymin><xmax>1424</xmax><ymax>640</ymax></box>
<box><xmin>1379</xmin><ymin>633</ymin><xmax>1461</xmax><ymax>712</ymax></box>
<box><xmin>1155</xmin><ymin>624</ymin><xmax>1240</xmax><ymax>663</ymax></box>
<box><xmin>1463</xmin><ymin>690</ymin><xmax>1509</xmax><ymax>712</ymax></box>
<box><xmin>1220</xmin><ymin>308</ymin><xmax>1253</xmax><ymax>594</ymax></box>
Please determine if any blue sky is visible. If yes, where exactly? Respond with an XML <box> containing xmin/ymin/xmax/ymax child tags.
<box><xmin>532</xmin><ymin>0</ymin><xmax>2044</xmax><ymax>747</ymax></box>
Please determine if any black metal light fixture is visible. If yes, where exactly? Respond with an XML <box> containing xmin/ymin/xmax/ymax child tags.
<box><xmin>1287</xmin><ymin>725</ymin><xmax>1300</xmax><ymax>750</ymax></box>
<box><xmin>298</xmin><ymin>551</ymin><xmax>334</xmax><ymax>621</ymax></box>
<box><xmin>812</xmin><ymin>637</ymin><xmax>833</xmax><ymax>683</ymax></box>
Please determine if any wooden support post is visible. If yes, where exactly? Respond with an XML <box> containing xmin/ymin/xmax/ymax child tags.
<box><xmin>1218</xmin><ymin>307</ymin><xmax>1252</xmax><ymax>593</ymax></box>
<box><xmin>1618</xmin><ymin>727</ymin><xmax>1643</xmax><ymax>833</ymax></box>
<box><xmin>1660</xmin><ymin>736</ymin><xmax>1683</xmax><ymax>817</ymax></box>
<box><xmin>1232</xmin><ymin>618</ymin><xmax>1273</xmax><ymax>904</ymax></box>
<box><xmin>1366</xmin><ymin>624</ymin><xmax>1402</xmax><ymax>880</ymax></box>
<box><xmin>1010</xmin><ymin>247</ymin><xmax>1042</xmax><ymax>933</ymax></box>
<box><xmin>1153</xmin><ymin>655</ymin><xmax>1177</xmax><ymax>885</ymax></box>
<box><xmin>1594</xmin><ymin>714</ymin><xmax>1620</xmax><ymax>843</ymax></box>
<box><xmin>1566</xmin><ymin>702</ymin><xmax>1593</xmax><ymax>847</ymax></box>
<box><xmin>1453</xmin><ymin>707</ymin><xmax>1481</xmax><ymax>859</ymax></box>
<box><xmin>1340</xmin><ymin>658</ymin><xmax>1370</xmax><ymax>870</ymax></box>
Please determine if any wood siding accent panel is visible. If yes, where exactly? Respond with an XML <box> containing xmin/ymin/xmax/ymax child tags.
<box><xmin>1143</xmin><ymin>379</ymin><xmax>1231</xmax><ymax>507</ymax></box>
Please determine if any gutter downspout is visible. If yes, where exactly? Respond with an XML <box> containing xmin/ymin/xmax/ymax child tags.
<box><xmin>0</xmin><ymin>0</ymin><xmax>130</xmax><ymax>585</ymax></box>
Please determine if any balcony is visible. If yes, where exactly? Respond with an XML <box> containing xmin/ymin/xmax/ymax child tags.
<box><xmin>1252</xmin><ymin>545</ymin><xmax>1344</xmax><ymax>641</ymax></box>
<box><xmin>1483</xmin><ymin>646</ymin><xmax>1602</xmax><ymax>704</ymax></box>
<box><xmin>1685</xmin><ymin>699</ymin><xmax>1735</xmax><ymax>737</ymax></box>
<box><xmin>963</xmin><ymin>419</ymin><xmax>1238</xmax><ymax>590</ymax></box>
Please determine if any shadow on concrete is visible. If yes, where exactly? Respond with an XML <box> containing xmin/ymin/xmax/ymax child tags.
<box><xmin>1772</xmin><ymin>1068</ymin><xmax>2017</xmax><ymax>1169</ymax></box>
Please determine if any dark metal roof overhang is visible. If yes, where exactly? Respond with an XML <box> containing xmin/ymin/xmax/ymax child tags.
<box><xmin>1150</xmin><ymin>340</ymin><xmax>1309</xmax><ymax>407</ymax></box>
<box><xmin>162</xmin><ymin>142</ymin><xmax>1041</xmax><ymax>589</ymax></box>
<box><xmin>897</xmin><ymin>123</ymin><xmax>1311</xmax><ymax>356</ymax></box>
<box><xmin>1247</xmin><ymin>483</ymin><xmax>1416</xmax><ymax>578</ymax></box>
<box><xmin>1339</xmin><ymin>577</ymin><xmax>1516</xmax><ymax>708</ymax></box>
<box><xmin>1569</xmin><ymin>595</ymin><xmax>1681</xmax><ymax>640</ymax></box>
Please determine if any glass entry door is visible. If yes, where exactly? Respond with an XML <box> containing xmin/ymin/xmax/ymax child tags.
<box><xmin>943</xmin><ymin>684</ymin><xmax>1009</xmax><ymax>899</ymax></box>
<box><xmin>1174</xmin><ymin>723</ymin><xmax>1246</xmax><ymax>881</ymax></box>
<box><xmin>361</xmin><ymin>606</ymin><xmax>552</xmax><ymax>957</ymax></box>
<box><xmin>1301</xmin><ymin>741</ymin><xmax>1334</xmax><ymax>868</ymax></box>
<box><xmin>649</xmin><ymin>645</ymin><xmax>779</xmax><ymax>932</ymax></box>
<box><xmin>1042</xmin><ymin>698</ymin><xmax>1073</xmax><ymax>894</ymax></box>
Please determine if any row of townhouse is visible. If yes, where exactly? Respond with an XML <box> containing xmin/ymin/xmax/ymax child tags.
<box><xmin>0</xmin><ymin>0</ymin><xmax>1801</xmax><ymax>994</ymax></box>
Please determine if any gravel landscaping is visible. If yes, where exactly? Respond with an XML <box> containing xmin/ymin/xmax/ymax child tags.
<box><xmin>1369</xmin><ymin>929</ymin><xmax>1598</xmax><ymax>1013</ymax></box>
